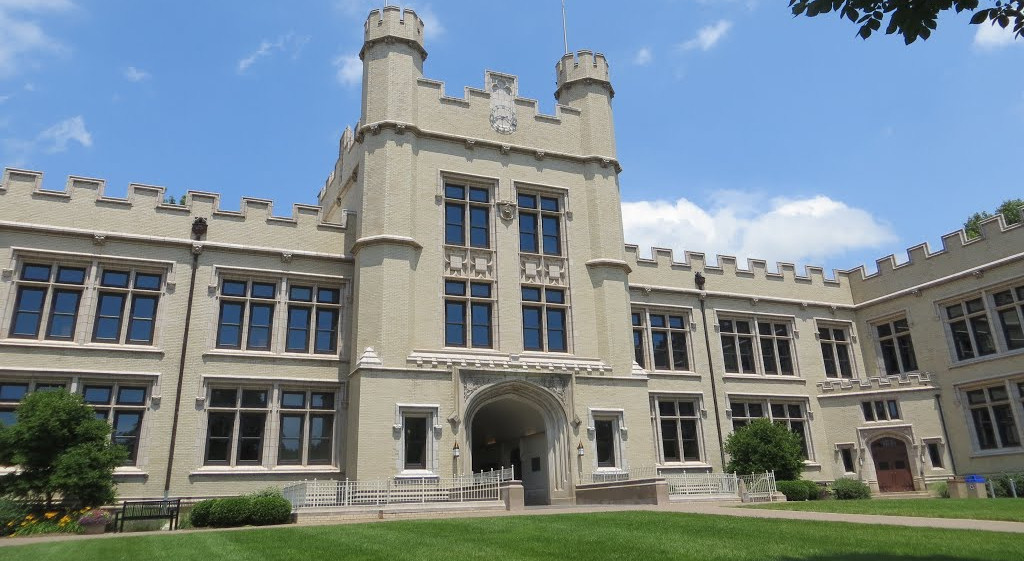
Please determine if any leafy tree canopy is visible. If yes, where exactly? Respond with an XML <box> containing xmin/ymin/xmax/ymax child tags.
<box><xmin>0</xmin><ymin>390</ymin><xmax>126</xmax><ymax>507</ymax></box>
<box><xmin>789</xmin><ymin>1</ymin><xmax>1024</xmax><ymax>44</ymax></box>
<box><xmin>964</xmin><ymin>198</ymin><xmax>1023</xmax><ymax>238</ymax></box>
<box><xmin>723</xmin><ymin>418</ymin><xmax>805</xmax><ymax>481</ymax></box>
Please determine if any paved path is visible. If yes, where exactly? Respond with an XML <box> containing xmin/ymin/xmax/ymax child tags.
<box><xmin>4</xmin><ymin>501</ymin><xmax>1023</xmax><ymax>548</ymax></box>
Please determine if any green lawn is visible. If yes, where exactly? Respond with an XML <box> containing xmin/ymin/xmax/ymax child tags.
<box><xmin>747</xmin><ymin>498</ymin><xmax>1024</xmax><ymax>523</ymax></box>
<box><xmin>2</xmin><ymin>511</ymin><xmax>1021</xmax><ymax>561</ymax></box>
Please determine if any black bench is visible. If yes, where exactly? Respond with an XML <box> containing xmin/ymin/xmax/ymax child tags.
<box><xmin>115</xmin><ymin>499</ymin><xmax>181</xmax><ymax>532</ymax></box>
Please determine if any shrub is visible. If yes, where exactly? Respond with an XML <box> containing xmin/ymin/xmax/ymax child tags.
<box><xmin>188</xmin><ymin>499</ymin><xmax>216</xmax><ymax>528</ymax></box>
<box><xmin>724</xmin><ymin>418</ymin><xmax>805</xmax><ymax>481</ymax></box>
<box><xmin>801</xmin><ymin>480</ymin><xmax>822</xmax><ymax>501</ymax></box>
<box><xmin>777</xmin><ymin>480</ymin><xmax>809</xmax><ymax>501</ymax></box>
<box><xmin>831</xmin><ymin>478</ymin><xmax>871</xmax><ymax>500</ymax></box>
<box><xmin>933</xmin><ymin>481</ymin><xmax>950</xmax><ymax>498</ymax></box>
<box><xmin>0</xmin><ymin>498</ymin><xmax>27</xmax><ymax>537</ymax></box>
<box><xmin>248</xmin><ymin>487</ymin><xmax>284</xmax><ymax>499</ymax></box>
<box><xmin>248</xmin><ymin>496</ymin><xmax>292</xmax><ymax>526</ymax></box>
<box><xmin>208</xmin><ymin>497</ymin><xmax>252</xmax><ymax>527</ymax></box>
<box><xmin>990</xmin><ymin>473</ymin><xmax>1024</xmax><ymax>498</ymax></box>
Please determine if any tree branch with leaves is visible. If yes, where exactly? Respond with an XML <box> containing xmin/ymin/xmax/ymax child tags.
<box><xmin>789</xmin><ymin>1</ymin><xmax>1024</xmax><ymax>44</ymax></box>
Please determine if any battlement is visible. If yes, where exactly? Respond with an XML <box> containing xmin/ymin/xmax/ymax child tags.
<box><xmin>1</xmin><ymin>168</ymin><xmax>349</xmax><ymax>255</ymax></box>
<box><xmin>361</xmin><ymin>6</ymin><xmax>426</xmax><ymax>60</ymax></box>
<box><xmin>625</xmin><ymin>245</ymin><xmax>850</xmax><ymax>286</ymax></box>
<box><xmin>555</xmin><ymin>50</ymin><xmax>614</xmax><ymax>100</ymax></box>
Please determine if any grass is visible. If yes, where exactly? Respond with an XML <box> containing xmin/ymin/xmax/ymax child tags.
<box><xmin>747</xmin><ymin>498</ymin><xmax>1024</xmax><ymax>523</ymax></box>
<box><xmin>1</xmin><ymin>511</ymin><xmax>1021</xmax><ymax>561</ymax></box>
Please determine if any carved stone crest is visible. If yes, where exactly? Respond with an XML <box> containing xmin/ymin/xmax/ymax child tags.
<box><xmin>487</xmin><ymin>72</ymin><xmax>517</xmax><ymax>135</ymax></box>
<box><xmin>497</xmin><ymin>201</ymin><xmax>516</xmax><ymax>222</ymax></box>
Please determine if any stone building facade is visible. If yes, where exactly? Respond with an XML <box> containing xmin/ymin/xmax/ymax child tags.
<box><xmin>1</xmin><ymin>7</ymin><xmax>1022</xmax><ymax>503</ymax></box>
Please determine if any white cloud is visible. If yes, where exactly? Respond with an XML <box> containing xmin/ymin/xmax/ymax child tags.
<box><xmin>334</xmin><ymin>54</ymin><xmax>362</xmax><ymax>87</ymax></box>
<box><xmin>680</xmin><ymin>20</ymin><xmax>733</xmax><ymax>52</ymax></box>
<box><xmin>123</xmin><ymin>66</ymin><xmax>149</xmax><ymax>82</ymax></box>
<box><xmin>622</xmin><ymin>192</ymin><xmax>896</xmax><ymax>268</ymax></box>
<box><xmin>974</xmin><ymin>23</ymin><xmax>1020</xmax><ymax>50</ymax></box>
<box><xmin>633</xmin><ymin>47</ymin><xmax>652</xmax><ymax>66</ymax></box>
<box><xmin>38</xmin><ymin>115</ymin><xmax>91</xmax><ymax>152</ymax></box>
<box><xmin>237</xmin><ymin>33</ymin><xmax>310</xmax><ymax>74</ymax></box>
<box><xmin>0</xmin><ymin>0</ymin><xmax>72</xmax><ymax>78</ymax></box>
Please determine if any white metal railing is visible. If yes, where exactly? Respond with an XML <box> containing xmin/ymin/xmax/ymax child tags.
<box><xmin>664</xmin><ymin>472</ymin><xmax>740</xmax><ymax>497</ymax></box>
<box><xmin>282</xmin><ymin>467</ymin><xmax>514</xmax><ymax>511</ymax></box>
<box><xmin>738</xmin><ymin>472</ymin><xmax>778</xmax><ymax>503</ymax></box>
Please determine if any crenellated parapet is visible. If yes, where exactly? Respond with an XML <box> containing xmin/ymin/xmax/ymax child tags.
<box><xmin>624</xmin><ymin>244</ymin><xmax>854</xmax><ymax>306</ymax></box>
<box><xmin>555</xmin><ymin>50</ymin><xmax>614</xmax><ymax>100</ymax></box>
<box><xmin>845</xmin><ymin>211</ymin><xmax>1024</xmax><ymax>304</ymax></box>
<box><xmin>1</xmin><ymin>168</ymin><xmax>350</xmax><ymax>256</ymax></box>
<box><xmin>360</xmin><ymin>6</ymin><xmax>426</xmax><ymax>61</ymax></box>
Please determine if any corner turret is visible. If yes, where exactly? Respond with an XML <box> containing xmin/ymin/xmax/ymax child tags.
<box><xmin>554</xmin><ymin>50</ymin><xmax>616</xmax><ymax>158</ymax></box>
<box><xmin>359</xmin><ymin>6</ymin><xmax>426</xmax><ymax>124</ymax></box>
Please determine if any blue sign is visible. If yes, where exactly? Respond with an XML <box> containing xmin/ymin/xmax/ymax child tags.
<box><xmin>965</xmin><ymin>475</ymin><xmax>986</xmax><ymax>484</ymax></box>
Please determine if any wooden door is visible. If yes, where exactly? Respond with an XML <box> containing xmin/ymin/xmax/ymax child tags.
<box><xmin>871</xmin><ymin>437</ymin><xmax>915</xmax><ymax>492</ymax></box>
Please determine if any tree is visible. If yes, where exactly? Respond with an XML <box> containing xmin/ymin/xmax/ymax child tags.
<box><xmin>0</xmin><ymin>390</ymin><xmax>126</xmax><ymax>507</ymax></box>
<box><xmin>723</xmin><ymin>418</ymin><xmax>805</xmax><ymax>481</ymax></box>
<box><xmin>964</xmin><ymin>197</ymin><xmax>1023</xmax><ymax>238</ymax></box>
<box><xmin>789</xmin><ymin>1</ymin><xmax>1024</xmax><ymax>44</ymax></box>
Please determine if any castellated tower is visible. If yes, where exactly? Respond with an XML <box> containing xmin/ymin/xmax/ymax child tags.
<box><xmin>555</xmin><ymin>51</ymin><xmax>616</xmax><ymax>158</ymax></box>
<box><xmin>360</xmin><ymin>6</ymin><xmax>425</xmax><ymax>124</ymax></box>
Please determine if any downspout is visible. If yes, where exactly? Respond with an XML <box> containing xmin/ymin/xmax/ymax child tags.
<box><xmin>163</xmin><ymin>217</ymin><xmax>208</xmax><ymax>497</ymax></box>
<box><xmin>695</xmin><ymin>272</ymin><xmax>727</xmax><ymax>468</ymax></box>
<box><xmin>934</xmin><ymin>393</ymin><xmax>957</xmax><ymax>475</ymax></box>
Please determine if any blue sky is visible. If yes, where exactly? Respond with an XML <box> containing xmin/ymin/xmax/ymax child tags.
<box><xmin>1</xmin><ymin>1</ymin><xmax>1021</xmax><ymax>274</ymax></box>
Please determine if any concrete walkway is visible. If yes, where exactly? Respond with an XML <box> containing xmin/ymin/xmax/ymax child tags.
<box><xmin>3</xmin><ymin>500</ymin><xmax>1023</xmax><ymax>548</ymax></box>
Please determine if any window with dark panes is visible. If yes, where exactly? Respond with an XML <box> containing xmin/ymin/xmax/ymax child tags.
<box><xmin>720</xmin><ymin>319</ymin><xmax>755</xmax><ymax>374</ymax></box>
<box><xmin>875</xmin><ymin>318</ymin><xmax>918</xmax><ymax>374</ymax></box>
<box><xmin>758</xmin><ymin>321</ymin><xmax>794</xmax><ymax>375</ymax></box>
<box><xmin>443</xmin><ymin>280</ymin><xmax>493</xmax><ymax>348</ymax></box>
<box><xmin>216</xmin><ymin>280</ymin><xmax>276</xmax><ymax>350</ymax></box>
<box><xmin>278</xmin><ymin>389</ymin><xmax>335</xmax><ymax>465</ymax></box>
<box><xmin>403</xmin><ymin>415</ymin><xmax>428</xmax><ymax>470</ymax></box>
<box><xmin>819</xmin><ymin>326</ymin><xmax>854</xmax><ymax>378</ymax></box>
<box><xmin>204</xmin><ymin>387</ymin><xmax>269</xmax><ymax>465</ymax></box>
<box><xmin>927</xmin><ymin>442</ymin><xmax>944</xmax><ymax>468</ymax></box>
<box><xmin>993</xmin><ymin>286</ymin><xmax>1024</xmax><ymax>351</ymax></box>
<box><xmin>631</xmin><ymin>312</ymin><xmax>646</xmax><ymax>369</ymax></box>
<box><xmin>286</xmin><ymin>284</ymin><xmax>341</xmax><ymax>354</ymax></box>
<box><xmin>443</xmin><ymin>183</ymin><xmax>491</xmax><ymax>248</ymax></box>
<box><xmin>594</xmin><ymin>418</ymin><xmax>617</xmax><ymax>468</ymax></box>
<box><xmin>9</xmin><ymin>263</ymin><xmax>87</xmax><ymax>341</ymax></box>
<box><xmin>840</xmin><ymin>447</ymin><xmax>855</xmax><ymax>472</ymax></box>
<box><xmin>654</xmin><ymin>399</ymin><xmax>701</xmax><ymax>463</ymax></box>
<box><xmin>945</xmin><ymin>298</ymin><xmax>997</xmax><ymax>361</ymax></box>
<box><xmin>93</xmin><ymin>269</ymin><xmax>162</xmax><ymax>345</ymax></box>
<box><xmin>966</xmin><ymin>385</ymin><xmax>1021</xmax><ymax>450</ymax></box>
<box><xmin>521</xmin><ymin>286</ymin><xmax>568</xmax><ymax>352</ymax></box>
<box><xmin>517</xmin><ymin>193</ymin><xmax>563</xmax><ymax>256</ymax></box>
<box><xmin>83</xmin><ymin>383</ymin><xmax>148</xmax><ymax>465</ymax></box>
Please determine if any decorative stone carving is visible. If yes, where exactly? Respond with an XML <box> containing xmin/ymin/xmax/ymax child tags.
<box><xmin>497</xmin><ymin>200</ymin><xmax>516</xmax><ymax>222</ymax></box>
<box><xmin>461</xmin><ymin>372</ymin><xmax>571</xmax><ymax>405</ymax></box>
<box><xmin>281</xmin><ymin>252</ymin><xmax>293</xmax><ymax>263</ymax></box>
<box><xmin>487</xmin><ymin>72</ymin><xmax>518</xmax><ymax>135</ymax></box>
<box><xmin>92</xmin><ymin>234</ymin><xmax>106</xmax><ymax>246</ymax></box>
<box><xmin>445</xmin><ymin>246</ymin><xmax>494</xmax><ymax>280</ymax></box>
<box><xmin>519</xmin><ymin>254</ymin><xmax>568</xmax><ymax>286</ymax></box>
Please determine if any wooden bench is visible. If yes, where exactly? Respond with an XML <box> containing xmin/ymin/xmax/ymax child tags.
<box><xmin>115</xmin><ymin>499</ymin><xmax>181</xmax><ymax>532</ymax></box>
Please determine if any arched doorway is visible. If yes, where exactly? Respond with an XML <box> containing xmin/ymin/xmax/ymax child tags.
<box><xmin>871</xmin><ymin>437</ymin><xmax>914</xmax><ymax>492</ymax></box>
<box><xmin>464</xmin><ymin>380</ymin><xmax>571</xmax><ymax>506</ymax></box>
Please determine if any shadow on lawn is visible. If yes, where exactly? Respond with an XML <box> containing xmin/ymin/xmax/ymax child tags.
<box><xmin>781</xmin><ymin>555</ymin><xmax>998</xmax><ymax>561</ymax></box>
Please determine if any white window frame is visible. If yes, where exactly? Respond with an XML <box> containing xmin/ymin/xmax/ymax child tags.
<box><xmin>922</xmin><ymin>437</ymin><xmax>946</xmax><ymax>470</ymax></box>
<box><xmin>871</xmin><ymin>315</ymin><xmax>919</xmax><ymax>375</ymax></box>
<box><xmin>717</xmin><ymin>313</ymin><xmax>798</xmax><ymax>377</ymax></box>
<box><xmin>632</xmin><ymin>308</ymin><xmax>694</xmax><ymax>373</ymax></box>
<box><xmin>394</xmin><ymin>404</ymin><xmax>441</xmax><ymax>477</ymax></box>
<box><xmin>650</xmin><ymin>395</ymin><xmax>705</xmax><ymax>465</ymax></box>
<box><xmin>815</xmin><ymin>320</ymin><xmax>857</xmax><ymax>379</ymax></box>
<box><xmin>587</xmin><ymin>408</ymin><xmax>626</xmax><ymax>473</ymax></box>
<box><xmin>942</xmin><ymin>296</ymin><xmax>998</xmax><ymax>362</ymax></box>
<box><xmin>835</xmin><ymin>442</ymin><xmax>857</xmax><ymax>474</ymax></box>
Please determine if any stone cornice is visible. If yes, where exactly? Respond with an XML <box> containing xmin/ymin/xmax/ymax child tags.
<box><xmin>585</xmin><ymin>258</ymin><xmax>632</xmax><ymax>274</ymax></box>
<box><xmin>350</xmin><ymin>234</ymin><xmax>423</xmax><ymax>254</ymax></box>
<box><xmin>356</xmin><ymin>120</ymin><xmax>622</xmax><ymax>173</ymax></box>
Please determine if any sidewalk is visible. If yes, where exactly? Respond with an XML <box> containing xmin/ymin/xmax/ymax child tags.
<box><xmin>3</xmin><ymin>500</ymin><xmax>1023</xmax><ymax>548</ymax></box>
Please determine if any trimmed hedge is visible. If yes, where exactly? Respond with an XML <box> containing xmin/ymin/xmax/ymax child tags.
<box><xmin>777</xmin><ymin>480</ymin><xmax>809</xmax><ymax>502</ymax></box>
<box><xmin>831</xmin><ymin>478</ymin><xmax>871</xmax><ymax>500</ymax></box>
<box><xmin>801</xmin><ymin>480</ymin><xmax>821</xmax><ymax>501</ymax></box>
<box><xmin>189</xmin><ymin>491</ymin><xmax>292</xmax><ymax>528</ymax></box>
<box><xmin>991</xmin><ymin>473</ymin><xmax>1024</xmax><ymax>498</ymax></box>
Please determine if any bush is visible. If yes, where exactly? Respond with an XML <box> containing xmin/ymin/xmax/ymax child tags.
<box><xmin>990</xmin><ymin>473</ymin><xmax>1024</xmax><ymax>498</ymax></box>
<box><xmin>801</xmin><ymin>480</ymin><xmax>822</xmax><ymax>501</ymax></box>
<box><xmin>777</xmin><ymin>480</ymin><xmax>809</xmax><ymax>501</ymax></box>
<box><xmin>188</xmin><ymin>499</ymin><xmax>215</xmax><ymax>528</ymax></box>
<box><xmin>248</xmin><ymin>496</ymin><xmax>292</xmax><ymax>526</ymax></box>
<box><xmin>0</xmin><ymin>498</ymin><xmax>27</xmax><ymax>537</ymax></box>
<box><xmin>933</xmin><ymin>481</ymin><xmax>950</xmax><ymax>498</ymax></box>
<box><xmin>190</xmin><ymin>493</ymin><xmax>291</xmax><ymax>528</ymax></box>
<box><xmin>831</xmin><ymin>478</ymin><xmax>871</xmax><ymax>500</ymax></box>
<box><xmin>724</xmin><ymin>419</ymin><xmax>805</xmax><ymax>481</ymax></box>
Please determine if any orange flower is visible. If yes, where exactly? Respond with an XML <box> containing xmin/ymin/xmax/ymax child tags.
<box><xmin>44</xmin><ymin>512</ymin><xmax>57</xmax><ymax>519</ymax></box>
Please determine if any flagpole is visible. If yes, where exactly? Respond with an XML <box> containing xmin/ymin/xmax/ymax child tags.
<box><xmin>561</xmin><ymin>0</ymin><xmax>569</xmax><ymax>54</ymax></box>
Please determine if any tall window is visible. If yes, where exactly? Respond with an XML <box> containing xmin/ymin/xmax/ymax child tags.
<box><xmin>403</xmin><ymin>414</ymin><xmax>429</xmax><ymax>470</ymax></box>
<box><xmin>594</xmin><ymin>418</ymin><xmax>618</xmax><ymax>468</ymax></box>
<box><xmin>286</xmin><ymin>284</ymin><xmax>341</xmax><ymax>355</ymax></box>
<box><xmin>720</xmin><ymin>318</ymin><xmax>795</xmax><ymax>376</ymax></box>
<box><xmin>9</xmin><ymin>263</ymin><xmax>86</xmax><ymax>341</ymax></box>
<box><xmin>83</xmin><ymin>383</ymin><xmax>148</xmax><ymax>465</ymax></box>
<box><xmin>730</xmin><ymin>399</ymin><xmax>811</xmax><ymax>459</ymax></box>
<box><xmin>278</xmin><ymin>390</ymin><xmax>335</xmax><ymax>465</ymax></box>
<box><xmin>993</xmin><ymin>286</ymin><xmax>1024</xmax><ymax>351</ymax></box>
<box><xmin>965</xmin><ymin>384</ymin><xmax>1021</xmax><ymax>450</ymax></box>
<box><xmin>632</xmin><ymin>310</ymin><xmax>690</xmax><ymax>372</ymax></box>
<box><xmin>518</xmin><ymin>193</ymin><xmax>562</xmax><ymax>255</ymax></box>
<box><xmin>93</xmin><ymin>269</ymin><xmax>162</xmax><ymax>345</ymax></box>
<box><xmin>444</xmin><ymin>183</ymin><xmax>490</xmax><ymax>248</ymax></box>
<box><xmin>444</xmin><ymin>280</ymin><xmax>493</xmax><ymax>348</ymax></box>
<box><xmin>945</xmin><ymin>298</ymin><xmax>997</xmax><ymax>361</ymax></box>
<box><xmin>875</xmin><ymin>318</ymin><xmax>918</xmax><ymax>374</ymax></box>
<box><xmin>653</xmin><ymin>398</ymin><xmax>701</xmax><ymax>463</ymax></box>
<box><xmin>205</xmin><ymin>388</ymin><xmax>269</xmax><ymax>465</ymax></box>
<box><xmin>216</xmin><ymin>280</ymin><xmax>277</xmax><ymax>350</ymax></box>
<box><xmin>861</xmin><ymin>399</ymin><xmax>901</xmax><ymax>422</ymax></box>
<box><xmin>819</xmin><ymin>326</ymin><xmax>854</xmax><ymax>378</ymax></box>
<box><xmin>522</xmin><ymin>286</ymin><xmax>567</xmax><ymax>352</ymax></box>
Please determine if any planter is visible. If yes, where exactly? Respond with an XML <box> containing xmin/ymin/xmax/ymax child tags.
<box><xmin>81</xmin><ymin>523</ymin><xmax>106</xmax><ymax>535</ymax></box>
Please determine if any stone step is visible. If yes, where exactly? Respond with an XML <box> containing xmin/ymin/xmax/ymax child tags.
<box><xmin>874</xmin><ymin>491</ymin><xmax>933</xmax><ymax>500</ymax></box>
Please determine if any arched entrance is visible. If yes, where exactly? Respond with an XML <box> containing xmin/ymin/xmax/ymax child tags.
<box><xmin>464</xmin><ymin>380</ymin><xmax>571</xmax><ymax>506</ymax></box>
<box><xmin>870</xmin><ymin>437</ymin><xmax>914</xmax><ymax>492</ymax></box>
